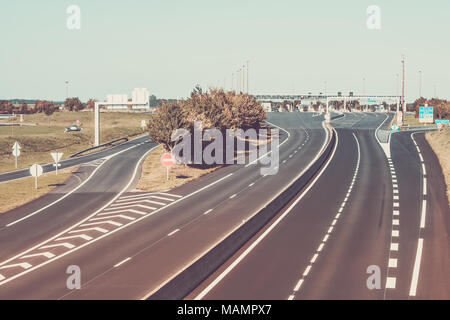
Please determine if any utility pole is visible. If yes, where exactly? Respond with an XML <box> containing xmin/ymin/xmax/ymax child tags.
<box><xmin>238</xmin><ymin>68</ymin><xmax>241</xmax><ymax>93</ymax></box>
<box><xmin>65</xmin><ymin>81</ymin><xmax>69</xmax><ymax>99</ymax></box>
<box><xmin>246</xmin><ymin>60</ymin><xmax>249</xmax><ymax>94</ymax></box>
<box><xmin>232</xmin><ymin>73</ymin><xmax>234</xmax><ymax>92</ymax></box>
<box><xmin>242</xmin><ymin>65</ymin><xmax>245</xmax><ymax>93</ymax></box>
<box><xmin>396</xmin><ymin>74</ymin><xmax>399</xmax><ymax>96</ymax></box>
<box><xmin>419</xmin><ymin>70</ymin><xmax>422</xmax><ymax>98</ymax></box>
<box><xmin>363</xmin><ymin>78</ymin><xmax>366</xmax><ymax>110</ymax></box>
<box><xmin>401</xmin><ymin>55</ymin><xmax>406</xmax><ymax>112</ymax></box>
<box><xmin>363</xmin><ymin>78</ymin><xmax>366</xmax><ymax>96</ymax></box>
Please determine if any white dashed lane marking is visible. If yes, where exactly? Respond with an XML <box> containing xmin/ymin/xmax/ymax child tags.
<box><xmin>0</xmin><ymin>192</ymin><xmax>181</xmax><ymax>285</ymax></box>
<box><xmin>287</xmin><ymin>132</ymin><xmax>361</xmax><ymax>300</ymax></box>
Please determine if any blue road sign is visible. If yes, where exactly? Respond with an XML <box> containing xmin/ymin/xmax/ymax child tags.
<box><xmin>419</xmin><ymin>106</ymin><xmax>434</xmax><ymax>123</ymax></box>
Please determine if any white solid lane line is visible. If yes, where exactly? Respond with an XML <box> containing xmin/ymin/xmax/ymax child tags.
<box><xmin>409</xmin><ymin>238</ymin><xmax>424</xmax><ymax>296</ymax></box>
<box><xmin>285</xmin><ymin>132</ymin><xmax>361</xmax><ymax>300</ymax></box>
<box><xmin>420</xmin><ymin>200</ymin><xmax>427</xmax><ymax>229</ymax></box>
<box><xmin>193</xmin><ymin>125</ymin><xmax>334</xmax><ymax>300</ymax></box>
<box><xmin>167</xmin><ymin>229</ymin><xmax>180</xmax><ymax>237</ymax></box>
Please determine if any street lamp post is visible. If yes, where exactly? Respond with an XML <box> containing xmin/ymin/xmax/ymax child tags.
<box><xmin>419</xmin><ymin>70</ymin><xmax>422</xmax><ymax>98</ymax></box>
<box><xmin>246</xmin><ymin>60</ymin><xmax>249</xmax><ymax>94</ymax></box>
<box><xmin>65</xmin><ymin>81</ymin><xmax>69</xmax><ymax>100</ymax></box>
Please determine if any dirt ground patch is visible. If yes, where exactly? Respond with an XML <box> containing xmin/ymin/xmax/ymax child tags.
<box><xmin>0</xmin><ymin>167</ymin><xmax>77</xmax><ymax>214</ymax></box>
<box><xmin>135</xmin><ymin>145</ymin><xmax>221</xmax><ymax>192</ymax></box>
<box><xmin>426</xmin><ymin>127</ymin><xmax>450</xmax><ymax>206</ymax></box>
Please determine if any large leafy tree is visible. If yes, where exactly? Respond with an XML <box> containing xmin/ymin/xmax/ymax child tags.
<box><xmin>147</xmin><ymin>87</ymin><xmax>266</xmax><ymax>153</ymax></box>
<box><xmin>148</xmin><ymin>102</ymin><xmax>188</xmax><ymax>151</ymax></box>
<box><xmin>65</xmin><ymin>97</ymin><xmax>83</xmax><ymax>111</ymax></box>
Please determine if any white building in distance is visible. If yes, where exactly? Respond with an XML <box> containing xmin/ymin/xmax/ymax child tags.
<box><xmin>96</xmin><ymin>88</ymin><xmax>150</xmax><ymax>110</ymax></box>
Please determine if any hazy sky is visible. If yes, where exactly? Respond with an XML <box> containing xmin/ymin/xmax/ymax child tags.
<box><xmin>1</xmin><ymin>0</ymin><xmax>449</xmax><ymax>102</ymax></box>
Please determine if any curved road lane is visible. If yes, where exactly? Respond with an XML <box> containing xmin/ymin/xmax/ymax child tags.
<box><xmin>0</xmin><ymin>113</ymin><xmax>327</xmax><ymax>299</ymax></box>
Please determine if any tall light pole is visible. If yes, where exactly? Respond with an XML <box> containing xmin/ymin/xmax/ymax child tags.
<box><xmin>419</xmin><ymin>70</ymin><xmax>422</xmax><ymax>98</ymax></box>
<box><xmin>363</xmin><ymin>78</ymin><xmax>366</xmax><ymax>96</ymax></box>
<box><xmin>232</xmin><ymin>73</ymin><xmax>234</xmax><ymax>92</ymax></box>
<box><xmin>246</xmin><ymin>60</ymin><xmax>249</xmax><ymax>94</ymax></box>
<box><xmin>324</xmin><ymin>81</ymin><xmax>327</xmax><ymax>96</ymax></box>
<box><xmin>362</xmin><ymin>78</ymin><xmax>366</xmax><ymax>110</ymax></box>
<box><xmin>242</xmin><ymin>65</ymin><xmax>245</xmax><ymax>93</ymax></box>
<box><xmin>237</xmin><ymin>69</ymin><xmax>241</xmax><ymax>93</ymax></box>
<box><xmin>401</xmin><ymin>55</ymin><xmax>406</xmax><ymax>112</ymax></box>
<box><xmin>65</xmin><ymin>81</ymin><xmax>69</xmax><ymax>100</ymax></box>
<box><xmin>396</xmin><ymin>73</ymin><xmax>399</xmax><ymax>96</ymax></box>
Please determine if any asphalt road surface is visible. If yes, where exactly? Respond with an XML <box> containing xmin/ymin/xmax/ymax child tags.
<box><xmin>190</xmin><ymin>112</ymin><xmax>450</xmax><ymax>300</ymax></box>
<box><xmin>0</xmin><ymin>135</ymin><xmax>149</xmax><ymax>183</ymax></box>
<box><xmin>0</xmin><ymin>112</ymin><xmax>447</xmax><ymax>300</ymax></box>
<box><xmin>0</xmin><ymin>112</ymin><xmax>329</xmax><ymax>299</ymax></box>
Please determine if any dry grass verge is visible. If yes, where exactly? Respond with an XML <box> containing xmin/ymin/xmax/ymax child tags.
<box><xmin>425</xmin><ymin>127</ymin><xmax>450</xmax><ymax>205</ymax></box>
<box><xmin>0</xmin><ymin>167</ymin><xmax>77</xmax><ymax>214</ymax></box>
<box><xmin>0</xmin><ymin>112</ymin><xmax>150</xmax><ymax>173</ymax></box>
<box><xmin>135</xmin><ymin>145</ymin><xmax>221</xmax><ymax>192</ymax></box>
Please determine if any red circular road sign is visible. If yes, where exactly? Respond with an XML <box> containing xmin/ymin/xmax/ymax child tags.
<box><xmin>161</xmin><ymin>153</ymin><xmax>175</xmax><ymax>167</ymax></box>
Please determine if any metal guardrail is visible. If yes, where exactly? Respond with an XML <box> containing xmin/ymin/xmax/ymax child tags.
<box><xmin>150</xmin><ymin>128</ymin><xmax>337</xmax><ymax>300</ymax></box>
<box><xmin>70</xmin><ymin>137</ymin><xmax>129</xmax><ymax>158</ymax></box>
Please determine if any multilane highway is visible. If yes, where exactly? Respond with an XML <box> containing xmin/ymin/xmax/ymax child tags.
<box><xmin>0</xmin><ymin>112</ymin><xmax>329</xmax><ymax>299</ymax></box>
<box><xmin>190</xmin><ymin>112</ymin><xmax>450</xmax><ymax>300</ymax></box>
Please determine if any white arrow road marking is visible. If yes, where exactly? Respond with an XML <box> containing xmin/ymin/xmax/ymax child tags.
<box><xmin>148</xmin><ymin>195</ymin><xmax>174</xmax><ymax>202</ymax></box>
<box><xmin>119</xmin><ymin>193</ymin><xmax>154</xmax><ymax>200</ymax></box>
<box><xmin>68</xmin><ymin>227</ymin><xmax>108</xmax><ymax>234</ymax></box>
<box><xmin>104</xmin><ymin>203</ymin><xmax>157</xmax><ymax>211</ymax></box>
<box><xmin>0</xmin><ymin>263</ymin><xmax>32</xmax><ymax>270</ymax></box>
<box><xmin>21</xmin><ymin>252</ymin><xmax>55</xmax><ymax>259</ymax></box>
<box><xmin>99</xmin><ymin>209</ymin><xmax>148</xmax><ymax>216</ymax></box>
<box><xmin>112</xmin><ymin>199</ymin><xmax>165</xmax><ymax>206</ymax></box>
<box><xmin>156</xmin><ymin>192</ymin><xmax>182</xmax><ymax>198</ymax></box>
<box><xmin>115</xmin><ymin>195</ymin><xmax>159</xmax><ymax>202</ymax></box>
<box><xmin>80</xmin><ymin>220</ymin><xmax>123</xmax><ymax>228</ymax></box>
<box><xmin>89</xmin><ymin>215</ymin><xmax>135</xmax><ymax>222</ymax></box>
<box><xmin>41</xmin><ymin>243</ymin><xmax>75</xmax><ymax>250</ymax></box>
<box><xmin>56</xmin><ymin>234</ymin><xmax>93</xmax><ymax>241</ymax></box>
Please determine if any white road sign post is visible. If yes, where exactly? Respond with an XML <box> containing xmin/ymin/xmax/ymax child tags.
<box><xmin>30</xmin><ymin>164</ymin><xmax>43</xmax><ymax>189</ymax></box>
<box><xmin>141</xmin><ymin>120</ymin><xmax>147</xmax><ymax>131</ymax></box>
<box><xmin>51</xmin><ymin>152</ymin><xmax>63</xmax><ymax>175</ymax></box>
<box><xmin>12</xmin><ymin>141</ymin><xmax>21</xmax><ymax>169</ymax></box>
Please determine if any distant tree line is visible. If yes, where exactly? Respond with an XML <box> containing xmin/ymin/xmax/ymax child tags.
<box><xmin>149</xmin><ymin>95</ymin><xmax>178</xmax><ymax>108</ymax></box>
<box><xmin>412</xmin><ymin>97</ymin><xmax>450</xmax><ymax>120</ymax></box>
<box><xmin>0</xmin><ymin>98</ymin><xmax>97</xmax><ymax>115</ymax></box>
